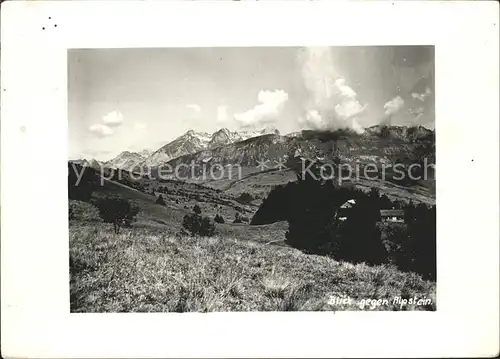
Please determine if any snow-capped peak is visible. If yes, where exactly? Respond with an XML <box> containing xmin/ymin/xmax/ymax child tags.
<box><xmin>140</xmin><ymin>127</ymin><xmax>283</xmax><ymax>167</ymax></box>
<box><xmin>239</xmin><ymin>126</ymin><xmax>280</xmax><ymax>140</ymax></box>
<box><xmin>104</xmin><ymin>150</ymin><xmax>150</xmax><ymax>170</ymax></box>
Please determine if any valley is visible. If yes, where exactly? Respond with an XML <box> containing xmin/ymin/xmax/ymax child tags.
<box><xmin>69</xmin><ymin>124</ymin><xmax>437</xmax><ymax>312</ymax></box>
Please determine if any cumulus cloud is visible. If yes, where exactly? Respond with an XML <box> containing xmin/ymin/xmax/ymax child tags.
<box><xmin>102</xmin><ymin>110</ymin><xmax>124</xmax><ymax>127</ymax></box>
<box><xmin>411</xmin><ymin>87</ymin><xmax>432</xmax><ymax>102</ymax></box>
<box><xmin>234</xmin><ymin>89</ymin><xmax>289</xmax><ymax>127</ymax></box>
<box><xmin>384</xmin><ymin>96</ymin><xmax>405</xmax><ymax>116</ymax></box>
<box><xmin>89</xmin><ymin>124</ymin><xmax>114</xmax><ymax>138</ymax></box>
<box><xmin>186</xmin><ymin>104</ymin><xmax>201</xmax><ymax>112</ymax></box>
<box><xmin>334</xmin><ymin>78</ymin><xmax>368</xmax><ymax>119</ymax></box>
<box><xmin>409</xmin><ymin>106</ymin><xmax>425</xmax><ymax>121</ymax></box>
<box><xmin>298</xmin><ymin>47</ymin><xmax>367</xmax><ymax>133</ymax></box>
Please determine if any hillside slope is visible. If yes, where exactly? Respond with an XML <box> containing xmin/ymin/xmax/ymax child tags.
<box><xmin>70</xmin><ymin>223</ymin><xmax>436</xmax><ymax>312</ymax></box>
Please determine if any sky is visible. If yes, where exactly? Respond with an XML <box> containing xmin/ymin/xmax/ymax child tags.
<box><xmin>68</xmin><ymin>46</ymin><xmax>434</xmax><ymax>161</ymax></box>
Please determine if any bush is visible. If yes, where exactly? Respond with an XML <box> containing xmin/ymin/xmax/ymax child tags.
<box><xmin>233</xmin><ymin>213</ymin><xmax>243</xmax><ymax>224</ymax></box>
<box><xmin>182</xmin><ymin>213</ymin><xmax>215</xmax><ymax>237</ymax></box>
<box><xmin>214</xmin><ymin>214</ymin><xmax>225</xmax><ymax>224</ymax></box>
<box><xmin>193</xmin><ymin>204</ymin><xmax>202</xmax><ymax>215</ymax></box>
<box><xmin>155</xmin><ymin>195</ymin><xmax>166</xmax><ymax>206</ymax></box>
<box><xmin>381</xmin><ymin>223</ymin><xmax>412</xmax><ymax>270</ymax></box>
<box><xmin>237</xmin><ymin>192</ymin><xmax>254</xmax><ymax>204</ymax></box>
<box><xmin>95</xmin><ymin>197</ymin><xmax>139</xmax><ymax>234</ymax></box>
<box><xmin>69</xmin><ymin>200</ymin><xmax>101</xmax><ymax>222</ymax></box>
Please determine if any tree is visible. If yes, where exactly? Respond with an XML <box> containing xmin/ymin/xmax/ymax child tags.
<box><xmin>368</xmin><ymin>187</ymin><xmax>380</xmax><ymax>200</ymax></box>
<box><xmin>335</xmin><ymin>195</ymin><xmax>387</xmax><ymax>265</ymax></box>
<box><xmin>155</xmin><ymin>194</ymin><xmax>166</xmax><ymax>206</ymax></box>
<box><xmin>379</xmin><ymin>125</ymin><xmax>391</xmax><ymax>138</ymax></box>
<box><xmin>95</xmin><ymin>197</ymin><xmax>139</xmax><ymax>234</ymax></box>
<box><xmin>237</xmin><ymin>192</ymin><xmax>254</xmax><ymax>204</ymax></box>
<box><xmin>182</xmin><ymin>213</ymin><xmax>215</xmax><ymax>237</ymax></box>
<box><xmin>214</xmin><ymin>214</ymin><xmax>225</xmax><ymax>224</ymax></box>
<box><xmin>285</xmin><ymin>177</ymin><xmax>340</xmax><ymax>251</ymax></box>
<box><xmin>193</xmin><ymin>204</ymin><xmax>202</xmax><ymax>215</ymax></box>
<box><xmin>408</xmin><ymin>204</ymin><xmax>436</xmax><ymax>280</ymax></box>
<box><xmin>404</xmin><ymin>201</ymin><xmax>415</xmax><ymax>224</ymax></box>
<box><xmin>250</xmin><ymin>184</ymin><xmax>290</xmax><ymax>225</ymax></box>
<box><xmin>233</xmin><ymin>212</ymin><xmax>243</xmax><ymax>224</ymax></box>
<box><xmin>240</xmin><ymin>215</ymin><xmax>249</xmax><ymax>223</ymax></box>
<box><xmin>379</xmin><ymin>194</ymin><xmax>393</xmax><ymax>209</ymax></box>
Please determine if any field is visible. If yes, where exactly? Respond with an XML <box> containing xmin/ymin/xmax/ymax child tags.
<box><xmin>70</xmin><ymin>221</ymin><xmax>436</xmax><ymax>312</ymax></box>
<box><xmin>69</xmin><ymin>164</ymin><xmax>436</xmax><ymax>312</ymax></box>
<box><xmin>196</xmin><ymin>167</ymin><xmax>436</xmax><ymax>206</ymax></box>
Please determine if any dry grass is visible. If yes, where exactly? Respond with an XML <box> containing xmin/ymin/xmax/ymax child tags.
<box><xmin>70</xmin><ymin>222</ymin><xmax>436</xmax><ymax>312</ymax></box>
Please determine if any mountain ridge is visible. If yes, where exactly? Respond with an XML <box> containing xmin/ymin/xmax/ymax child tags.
<box><xmin>72</xmin><ymin>124</ymin><xmax>434</xmax><ymax>173</ymax></box>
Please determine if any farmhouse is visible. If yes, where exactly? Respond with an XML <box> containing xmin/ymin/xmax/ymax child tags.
<box><xmin>338</xmin><ymin>200</ymin><xmax>404</xmax><ymax>223</ymax></box>
<box><xmin>338</xmin><ymin>199</ymin><xmax>356</xmax><ymax>221</ymax></box>
<box><xmin>380</xmin><ymin>209</ymin><xmax>404</xmax><ymax>222</ymax></box>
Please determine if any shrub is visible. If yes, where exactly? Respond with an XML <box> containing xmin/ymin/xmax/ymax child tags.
<box><xmin>381</xmin><ymin>223</ymin><xmax>412</xmax><ymax>270</ymax></box>
<box><xmin>182</xmin><ymin>213</ymin><xmax>215</xmax><ymax>237</ymax></box>
<box><xmin>193</xmin><ymin>204</ymin><xmax>202</xmax><ymax>215</ymax></box>
<box><xmin>214</xmin><ymin>214</ymin><xmax>225</xmax><ymax>224</ymax></box>
<box><xmin>155</xmin><ymin>195</ymin><xmax>166</xmax><ymax>206</ymax></box>
<box><xmin>233</xmin><ymin>213</ymin><xmax>243</xmax><ymax>224</ymax></box>
<box><xmin>237</xmin><ymin>192</ymin><xmax>254</xmax><ymax>204</ymax></box>
<box><xmin>95</xmin><ymin>197</ymin><xmax>139</xmax><ymax>234</ymax></box>
<box><xmin>69</xmin><ymin>200</ymin><xmax>101</xmax><ymax>222</ymax></box>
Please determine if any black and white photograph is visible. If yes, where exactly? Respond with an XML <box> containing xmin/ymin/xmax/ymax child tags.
<box><xmin>68</xmin><ymin>46</ymin><xmax>437</xmax><ymax>312</ymax></box>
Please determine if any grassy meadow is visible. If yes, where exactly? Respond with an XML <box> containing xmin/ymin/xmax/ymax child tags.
<box><xmin>70</xmin><ymin>219</ymin><xmax>436</xmax><ymax>312</ymax></box>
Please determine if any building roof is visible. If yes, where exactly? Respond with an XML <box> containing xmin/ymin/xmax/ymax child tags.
<box><xmin>340</xmin><ymin>199</ymin><xmax>356</xmax><ymax>208</ymax></box>
<box><xmin>380</xmin><ymin>209</ymin><xmax>404</xmax><ymax>217</ymax></box>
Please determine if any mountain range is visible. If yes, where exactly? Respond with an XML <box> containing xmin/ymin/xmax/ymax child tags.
<box><xmin>162</xmin><ymin>125</ymin><xmax>434</xmax><ymax>178</ymax></box>
<box><xmin>80</xmin><ymin>127</ymin><xmax>279</xmax><ymax>170</ymax></box>
<box><xmin>73</xmin><ymin>125</ymin><xmax>434</xmax><ymax>176</ymax></box>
